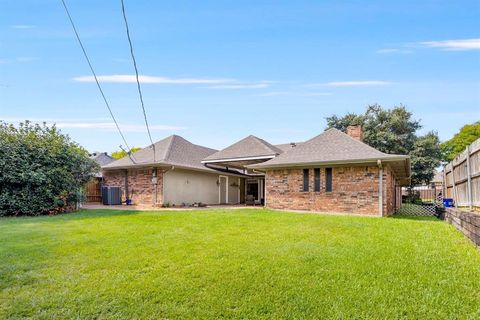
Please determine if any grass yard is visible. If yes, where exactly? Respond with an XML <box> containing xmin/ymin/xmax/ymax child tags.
<box><xmin>1</xmin><ymin>209</ymin><xmax>479</xmax><ymax>319</ymax></box>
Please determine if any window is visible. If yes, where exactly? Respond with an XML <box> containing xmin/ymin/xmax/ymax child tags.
<box><xmin>326</xmin><ymin>168</ymin><xmax>333</xmax><ymax>192</ymax></box>
<box><xmin>314</xmin><ymin>168</ymin><xmax>321</xmax><ymax>192</ymax></box>
<box><xmin>303</xmin><ymin>169</ymin><xmax>309</xmax><ymax>192</ymax></box>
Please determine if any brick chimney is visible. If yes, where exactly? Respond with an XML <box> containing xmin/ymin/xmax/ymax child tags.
<box><xmin>346</xmin><ymin>125</ymin><xmax>363</xmax><ymax>141</ymax></box>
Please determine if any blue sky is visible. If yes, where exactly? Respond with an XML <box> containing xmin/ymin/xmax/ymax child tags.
<box><xmin>1</xmin><ymin>0</ymin><xmax>479</xmax><ymax>152</ymax></box>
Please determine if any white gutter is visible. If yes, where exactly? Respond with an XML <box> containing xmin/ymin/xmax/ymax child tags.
<box><xmin>377</xmin><ymin>159</ymin><xmax>383</xmax><ymax>217</ymax></box>
<box><xmin>248</xmin><ymin>156</ymin><xmax>409</xmax><ymax>170</ymax></box>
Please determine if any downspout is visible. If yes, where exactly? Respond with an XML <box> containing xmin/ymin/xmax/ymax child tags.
<box><xmin>377</xmin><ymin>160</ymin><xmax>383</xmax><ymax>217</ymax></box>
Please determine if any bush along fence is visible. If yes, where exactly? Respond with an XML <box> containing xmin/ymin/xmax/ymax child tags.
<box><xmin>443</xmin><ymin>137</ymin><xmax>480</xmax><ymax>210</ymax></box>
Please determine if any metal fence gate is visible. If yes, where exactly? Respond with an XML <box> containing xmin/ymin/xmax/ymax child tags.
<box><xmin>395</xmin><ymin>186</ymin><xmax>443</xmax><ymax>216</ymax></box>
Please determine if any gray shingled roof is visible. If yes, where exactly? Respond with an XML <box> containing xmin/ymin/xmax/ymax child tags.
<box><xmin>249</xmin><ymin>128</ymin><xmax>408</xmax><ymax>169</ymax></box>
<box><xmin>102</xmin><ymin>135</ymin><xmax>218</xmax><ymax>171</ymax></box>
<box><xmin>275</xmin><ymin>142</ymin><xmax>303</xmax><ymax>152</ymax></box>
<box><xmin>203</xmin><ymin>135</ymin><xmax>283</xmax><ymax>162</ymax></box>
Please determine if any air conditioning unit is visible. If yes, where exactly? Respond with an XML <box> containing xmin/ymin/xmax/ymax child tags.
<box><xmin>101</xmin><ymin>186</ymin><xmax>122</xmax><ymax>205</ymax></box>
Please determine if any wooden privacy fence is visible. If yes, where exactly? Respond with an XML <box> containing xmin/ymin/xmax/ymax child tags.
<box><xmin>443</xmin><ymin>137</ymin><xmax>480</xmax><ymax>209</ymax></box>
<box><xmin>85</xmin><ymin>177</ymin><xmax>102</xmax><ymax>203</ymax></box>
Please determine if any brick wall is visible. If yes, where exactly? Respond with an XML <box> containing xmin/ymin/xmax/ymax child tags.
<box><xmin>103</xmin><ymin>168</ymin><xmax>163</xmax><ymax>206</ymax></box>
<box><xmin>265</xmin><ymin>165</ymin><xmax>396</xmax><ymax>216</ymax></box>
<box><xmin>444</xmin><ymin>208</ymin><xmax>480</xmax><ymax>247</ymax></box>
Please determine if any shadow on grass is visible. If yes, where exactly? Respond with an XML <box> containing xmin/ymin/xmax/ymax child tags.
<box><xmin>389</xmin><ymin>214</ymin><xmax>442</xmax><ymax>222</ymax></box>
<box><xmin>0</xmin><ymin>209</ymin><xmax>144</xmax><ymax>225</ymax></box>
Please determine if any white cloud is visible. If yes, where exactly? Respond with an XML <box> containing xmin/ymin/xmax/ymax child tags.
<box><xmin>324</xmin><ymin>80</ymin><xmax>392</xmax><ymax>87</ymax></box>
<box><xmin>10</xmin><ymin>24</ymin><xmax>36</xmax><ymax>29</ymax></box>
<box><xmin>376</xmin><ymin>48</ymin><xmax>413</xmax><ymax>54</ymax></box>
<box><xmin>0</xmin><ymin>57</ymin><xmax>39</xmax><ymax>64</ymax></box>
<box><xmin>258</xmin><ymin>91</ymin><xmax>333</xmax><ymax>97</ymax></box>
<box><xmin>419</xmin><ymin>38</ymin><xmax>480</xmax><ymax>51</ymax></box>
<box><xmin>258</xmin><ymin>91</ymin><xmax>290</xmax><ymax>96</ymax></box>
<box><xmin>15</xmin><ymin>57</ymin><xmax>39</xmax><ymax>62</ymax></box>
<box><xmin>302</xmin><ymin>92</ymin><xmax>333</xmax><ymax>96</ymax></box>
<box><xmin>73</xmin><ymin>74</ymin><xmax>234</xmax><ymax>84</ymax></box>
<box><xmin>54</xmin><ymin>122</ymin><xmax>185</xmax><ymax>132</ymax></box>
<box><xmin>201</xmin><ymin>83</ymin><xmax>270</xmax><ymax>89</ymax></box>
<box><xmin>1</xmin><ymin>118</ymin><xmax>185</xmax><ymax>132</ymax></box>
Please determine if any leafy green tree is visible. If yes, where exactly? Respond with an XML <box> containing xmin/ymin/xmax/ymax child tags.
<box><xmin>326</xmin><ymin>104</ymin><xmax>421</xmax><ymax>155</ymax></box>
<box><xmin>111</xmin><ymin>147</ymin><xmax>141</xmax><ymax>159</ymax></box>
<box><xmin>324</xmin><ymin>113</ymin><xmax>366</xmax><ymax>133</ymax></box>
<box><xmin>410</xmin><ymin>132</ymin><xmax>442</xmax><ymax>185</ymax></box>
<box><xmin>0</xmin><ymin>121</ymin><xmax>99</xmax><ymax>216</ymax></box>
<box><xmin>326</xmin><ymin>104</ymin><xmax>440</xmax><ymax>185</ymax></box>
<box><xmin>441</xmin><ymin>121</ymin><xmax>480</xmax><ymax>162</ymax></box>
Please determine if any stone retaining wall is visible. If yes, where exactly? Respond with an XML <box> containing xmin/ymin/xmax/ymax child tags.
<box><xmin>444</xmin><ymin>208</ymin><xmax>480</xmax><ymax>247</ymax></box>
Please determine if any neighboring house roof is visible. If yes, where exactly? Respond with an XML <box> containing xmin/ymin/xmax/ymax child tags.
<box><xmin>432</xmin><ymin>170</ymin><xmax>443</xmax><ymax>184</ymax></box>
<box><xmin>90</xmin><ymin>152</ymin><xmax>115</xmax><ymax>166</ymax></box>
<box><xmin>249</xmin><ymin>128</ymin><xmax>410</xmax><ymax>183</ymax></box>
<box><xmin>103</xmin><ymin>135</ymin><xmax>217</xmax><ymax>171</ymax></box>
<box><xmin>90</xmin><ymin>152</ymin><xmax>115</xmax><ymax>177</ymax></box>
<box><xmin>202</xmin><ymin>135</ymin><xmax>284</xmax><ymax>163</ymax></box>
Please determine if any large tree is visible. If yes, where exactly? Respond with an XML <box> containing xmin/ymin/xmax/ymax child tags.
<box><xmin>441</xmin><ymin>121</ymin><xmax>480</xmax><ymax>162</ymax></box>
<box><xmin>0</xmin><ymin>121</ymin><xmax>99</xmax><ymax>216</ymax></box>
<box><xmin>326</xmin><ymin>104</ymin><xmax>441</xmax><ymax>185</ymax></box>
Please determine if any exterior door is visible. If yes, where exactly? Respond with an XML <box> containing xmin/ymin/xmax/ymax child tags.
<box><xmin>219</xmin><ymin>176</ymin><xmax>227</xmax><ymax>204</ymax></box>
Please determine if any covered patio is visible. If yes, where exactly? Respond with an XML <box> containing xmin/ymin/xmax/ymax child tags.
<box><xmin>202</xmin><ymin>135</ymin><xmax>285</xmax><ymax>205</ymax></box>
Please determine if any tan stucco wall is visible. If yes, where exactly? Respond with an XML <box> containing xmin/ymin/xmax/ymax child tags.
<box><xmin>163</xmin><ymin>169</ymin><xmax>219</xmax><ymax>205</ymax></box>
<box><xmin>163</xmin><ymin>169</ymin><xmax>241</xmax><ymax>205</ymax></box>
<box><xmin>228</xmin><ymin>176</ymin><xmax>241</xmax><ymax>204</ymax></box>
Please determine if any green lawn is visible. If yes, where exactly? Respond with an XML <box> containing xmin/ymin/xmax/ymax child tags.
<box><xmin>1</xmin><ymin>209</ymin><xmax>479</xmax><ymax>319</ymax></box>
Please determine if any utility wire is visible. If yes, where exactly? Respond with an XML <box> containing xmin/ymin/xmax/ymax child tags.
<box><xmin>120</xmin><ymin>0</ymin><xmax>156</xmax><ymax>162</ymax></box>
<box><xmin>60</xmin><ymin>0</ymin><xmax>136</xmax><ymax>163</ymax></box>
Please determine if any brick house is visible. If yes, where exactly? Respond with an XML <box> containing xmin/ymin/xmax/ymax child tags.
<box><xmin>102</xmin><ymin>125</ymin><xmax>410</xmax><ymax>215</ymax></box>
<box><xmin>248</xmin><ymin>127</ymin><xmax>409</xmax><ymax>216</ymax></box>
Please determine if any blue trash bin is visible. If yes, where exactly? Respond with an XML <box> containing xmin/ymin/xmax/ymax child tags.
<box><xmin>443</xmin><ymin>198</ymin><xmax>454</xmax><ymax>207</ymax></box>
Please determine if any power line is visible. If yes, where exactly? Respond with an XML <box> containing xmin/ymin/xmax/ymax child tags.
<box><xmin>60</xmin><ymin>0</ymin><xmax>136</xmax><ymax>163</ymax></box>
<box><xmin>120</xmin><ymin>0</ymin><xmax>156</xmax><ymax>162</ymax></box>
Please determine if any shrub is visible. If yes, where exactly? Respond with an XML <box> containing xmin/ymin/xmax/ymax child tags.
<box><xmin>0</xmin><ymin>121</ymin><xmax>99</xmax><ymax>216</ymax></box>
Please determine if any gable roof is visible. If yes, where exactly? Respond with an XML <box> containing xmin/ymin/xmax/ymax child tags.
<box><xmin>249</xmin><ymin>128</ymin><xmax>409</xmax><ymax>169</ymax></box>
<box><xmin>202</xmin><ymin>135</ymin><xmax>284</xmax><ymax>163</ymax></box>
<box><xmin>102</xmin><ymin>135</ymin><xmax>218</xmax><ymax>171</ymax></box>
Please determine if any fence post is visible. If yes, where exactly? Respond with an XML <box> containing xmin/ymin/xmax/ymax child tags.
<box><xmin>442</xmin><ymin>166</ymin><xmax>446</xmax><ymax>200</ymax></box>
<box><xmin>466</xmin><ymin>145</ymin><xmax>473</xmax><ymax>210</ymax></box>
<box><xmin>451</xmin><ymin>164</ymin><xmax>458</xmax><ymax>206</ymax></box>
